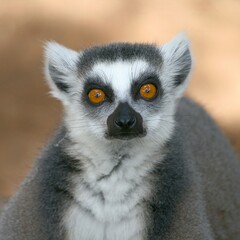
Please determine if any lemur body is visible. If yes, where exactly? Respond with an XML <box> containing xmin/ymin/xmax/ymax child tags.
<box><xmin>0</xmin><ymin>34</ymin><xmax>240</xmax><ymax>240</ymax></box>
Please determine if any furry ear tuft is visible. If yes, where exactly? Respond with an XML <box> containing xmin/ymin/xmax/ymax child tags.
<box><xmin>160</xmin><ymin>33</ymin><xmax>192</xmax><ymax>98</ymax></box>
<box><xmin>44</xmin><ymin>42</ymin><xmax>79</xmax><ymax>101</ymax></box>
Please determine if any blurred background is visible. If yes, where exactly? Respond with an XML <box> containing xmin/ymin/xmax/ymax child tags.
<box><xmin>0</xmin><ymin>0</ymin><xmax>240</xmax><ymax>198</ymax></box>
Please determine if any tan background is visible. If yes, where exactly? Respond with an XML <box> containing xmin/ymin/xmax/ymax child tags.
<box><xmin>0</xmin><ymin>0</ymin><xmax>240</xmax><ymax>197</ymax></box>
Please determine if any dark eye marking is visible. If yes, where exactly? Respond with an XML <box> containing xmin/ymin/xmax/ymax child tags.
<box><xmin>82</xmin><ymin>76</ymin><xmax>114</xmax><ymax>106</ymax></box>
<box><xmin>131</xmin><ymin>71</ymin><xmax>162</xmax><ymax>101</ymax></box>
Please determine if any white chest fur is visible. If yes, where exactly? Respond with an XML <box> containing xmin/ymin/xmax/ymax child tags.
<box><xmin>64</xmin><ymin>155</ymin><xmax>154</xmax><ymax>240</ymax></box>
<box><xmin>63</xmin><ymin>135</ymin><xmax>164</xmax><ymax>240</ymax></box>
<box><xmin>65</xmin><ymin>203</ymin><xmax>144</xmax><ymax>240</ymax></box>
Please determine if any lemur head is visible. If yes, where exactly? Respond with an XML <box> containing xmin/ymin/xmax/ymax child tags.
<box><xmin>44</xmin><ymin>33</ymin><xmax>192</xmax><ymax>150</ymax></box>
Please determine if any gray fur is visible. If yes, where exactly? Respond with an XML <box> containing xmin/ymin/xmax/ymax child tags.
<box><xmin>1</xmin><ymin>99</ymin><xmax>240</xmax><ymax>240</ymax></box>
<box><xmin>77</xmin><ymin>43</ymin><xmax>163</xmax><ymax>75</ymax></box>
<box><xmin>0</xmin><ymin>130</ymin><xmax>75</xmax><ymax>239</ymax></box>
<box><xmin>49</xmin><ymin>64</ymin><xmax>70</xmax><ymax>92</ymax></box>
<box><xmin>1</xmin><ymin>36</ymin><xmax>240</xmax><ymax>240</ymax></box>
<box><xmin>147</xmin><ymin>98</ymin><xmax>240</xmax><ymax>239</ymax></box>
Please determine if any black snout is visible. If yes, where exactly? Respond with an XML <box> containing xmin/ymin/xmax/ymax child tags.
<box><xmin>107</xmin><ymin>102</ymin><xmax>145</xmax><ymax>140</ymax></box>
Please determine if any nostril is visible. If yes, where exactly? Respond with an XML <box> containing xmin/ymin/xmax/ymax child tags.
<box><xmin>127</xmin><ymin>117</ymin><xmax>136</xmax><ymax>128</ymax></box>
<box><xmin>114</xmin><ymin>117</ymin><xmax>136</xmax><ymax>129</ymax></box>
<box><xmin>114</xmin><ymin>119</ymin><xmax>123</xmax><ymax>128</ymax></box>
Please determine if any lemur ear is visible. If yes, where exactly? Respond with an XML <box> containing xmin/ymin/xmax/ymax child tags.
<box><xmin>44</xmin><ymin>42</ymin><xmax>79</xmax><ymax>103</ymax></box>
<box><xmin>160</xmin><ymin>33</ymin><xmax>192</xmax><ymax>98</ymax></box>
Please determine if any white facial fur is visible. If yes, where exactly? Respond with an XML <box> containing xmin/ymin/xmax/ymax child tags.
<box><xmin>63</xmin><ymin>58</ymin><xmax>176</xmax><ymax>174</ymax></box>
<box><xmin>44</xmin><ymin>33</ymin><xmax>192</xmax><ymax>240</ymax></box>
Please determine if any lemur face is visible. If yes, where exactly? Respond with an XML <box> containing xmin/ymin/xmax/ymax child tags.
<box><xmin>44</xmin><ymin>34</ymin><xmax>192</xmax><ymax>145</ymax></box>
<box><xmin>80</xmin><ymin>58</ymin><xmax>162</xmax><ymax>140</ymax></box>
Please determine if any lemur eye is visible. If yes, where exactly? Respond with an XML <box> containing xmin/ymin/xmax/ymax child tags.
<box><xmin>88</xmin><ymin>89</ymin><xmax>106</xmax><ymax>104</ymax></box>
<box><xmin>140</xmin><ymin>83</ymin><xmax>157</xmax><ymax>100</ymax></box>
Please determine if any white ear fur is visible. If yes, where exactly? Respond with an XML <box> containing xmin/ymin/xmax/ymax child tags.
<box><xmin>44</xmin><ymin>42</ymin><xmax>80</xmax><ymax>103</ymax></box>
<box><xmin>160</xmin><ymin>33</ymin><xmax>192</xmax><ymax>99</ymax></box>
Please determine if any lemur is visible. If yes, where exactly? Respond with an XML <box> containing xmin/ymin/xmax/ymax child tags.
<box><xmin>0</xmin><ymin>33</ymin><xmax>240</xmax><ymax>240</ymax></box>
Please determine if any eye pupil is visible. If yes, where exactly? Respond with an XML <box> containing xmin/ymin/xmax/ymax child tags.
<box><xmin>145</xmin><ymin>88</ymin><xmax>150</xmax><ymax>93</ymax></box>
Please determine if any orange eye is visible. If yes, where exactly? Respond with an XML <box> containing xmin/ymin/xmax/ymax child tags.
<box><xmin>140</xmin><ymin>83</ymin><xmax>157</xmax><ymax>100</ymax></box>
<box><xmin>88</xmin><ymin>89</ymin><xmax>106</xmax><ymax>104</ymax></box>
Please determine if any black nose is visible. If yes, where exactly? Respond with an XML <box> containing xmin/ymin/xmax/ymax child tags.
<box><xmin>107</xmin><ymin>102</ymin><xmax>145</xmax><ymax>139</ymax></box>
<box><xmin>114</xmin><ymin>116</ymin><xmax>136</xmax><ymax>129</ymax></box>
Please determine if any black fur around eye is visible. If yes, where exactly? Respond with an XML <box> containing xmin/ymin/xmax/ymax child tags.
<box><xmin>82</xmin><ymin>78</ymin><xmax>114</xmax><ymax>106</ymax></box>
<box><xmin>131</xmin><ymin>73</ymin><xmax>162</xmax><ymax>101</ymax></box>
